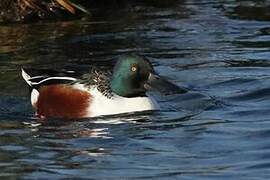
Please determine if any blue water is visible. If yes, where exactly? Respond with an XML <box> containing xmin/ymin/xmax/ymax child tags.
<box><xmin>1</xmin><ymin>0</ymin><xmax>270</xmax><ymax>179</ymax></box>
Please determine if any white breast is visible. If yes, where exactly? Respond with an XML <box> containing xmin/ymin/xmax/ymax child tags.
<box><xmin>84</xmin><ymin>87</ymin><xmax>159</xmax><ymax>117</ymax></box>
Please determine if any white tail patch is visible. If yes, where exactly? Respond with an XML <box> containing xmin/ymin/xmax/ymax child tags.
<box><xmin>21</xmin><ymin>68</ymin><xmax>32</xmax><ymax>86</ymax></box>
<box><xmin>31</xmin><ymin>89</ymin><xmax>39</xmax><ymax>107</ymax></box>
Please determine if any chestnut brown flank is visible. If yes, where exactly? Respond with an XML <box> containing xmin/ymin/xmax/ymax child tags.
<box><xmin>36</xmin><ymin>85</ymin><xmax>91</xmax><ymax>118</ymax></box>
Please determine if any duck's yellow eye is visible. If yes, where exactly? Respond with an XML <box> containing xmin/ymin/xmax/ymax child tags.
<box><xmin>131</xmin><ymin>65</ymin><xmax>137</xmax><ymax>72</ymax></box>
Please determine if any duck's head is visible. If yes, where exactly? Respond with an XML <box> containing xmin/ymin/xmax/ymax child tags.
<box><xmin>110</xmin><ymin>54</ymin><xmax>187</xmax><ymax>97</ymax></box>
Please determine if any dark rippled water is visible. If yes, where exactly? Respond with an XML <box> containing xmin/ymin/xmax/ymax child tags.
<box><xmin>1</xmin><ymin>0</ymin><xmax>270</xmax><ymax>179</ymax></box>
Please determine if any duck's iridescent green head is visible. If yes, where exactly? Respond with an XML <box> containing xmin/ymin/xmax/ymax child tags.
<box><xmin>110</xmin><ymin>54</ymin><xmax>187</xmax><ymax>97</ymax></box>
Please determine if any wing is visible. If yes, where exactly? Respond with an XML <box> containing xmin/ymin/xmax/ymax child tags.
<box><xmin>21</xmin><ymin>68</ymin><xmax>77</xmax><ymax>90</ymax></box>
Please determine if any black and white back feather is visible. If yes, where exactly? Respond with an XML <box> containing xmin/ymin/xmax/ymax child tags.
<box><xmin>22</xmin><ymin>66</ymin><xmax>114</xmax><ymax>99</ymax></box>
<box><xmin>21</xmin><ymin>68</ymin><xmax>77</xmax><ymax>90</ymax></box>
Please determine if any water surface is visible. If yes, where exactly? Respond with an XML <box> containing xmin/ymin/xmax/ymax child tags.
<box><xmin>1</xmin><ymin>0</ymin><xmax>270</xmax><ymax>179</ymax></box>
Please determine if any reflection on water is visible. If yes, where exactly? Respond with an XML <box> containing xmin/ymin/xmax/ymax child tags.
<box><xmin>224</xmin><ymin>0</ymin><xmax>270</xmax><ymax>21</ymax></box>
<box><xmin>1</xmin><ymin>0</ymin><xmax>270</xmax><ymax>179</ymax></box>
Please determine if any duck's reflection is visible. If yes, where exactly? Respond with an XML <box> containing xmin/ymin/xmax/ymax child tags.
<box><xmin>74</xmin><ymin>127</ymin><xmax>111</xmax><ymax>138</ymax></box>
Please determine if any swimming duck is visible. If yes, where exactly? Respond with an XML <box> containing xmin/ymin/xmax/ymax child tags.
<box><xmin>22</xmin><ymin>54</ymin><xmax>186</xmax><ymax>119</ymax></box>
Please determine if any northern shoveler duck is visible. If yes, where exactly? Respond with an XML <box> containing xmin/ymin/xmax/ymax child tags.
<box><xmin>22</xmin><ymin>55</ymin><xmax>187</xmax><ymax>119</ymax></box>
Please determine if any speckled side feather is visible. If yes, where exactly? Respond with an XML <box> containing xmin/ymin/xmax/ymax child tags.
<box><xmin>78</xmin><ymin>67</ymin><xmax>113</xmax><ymax>98</ymax></box>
